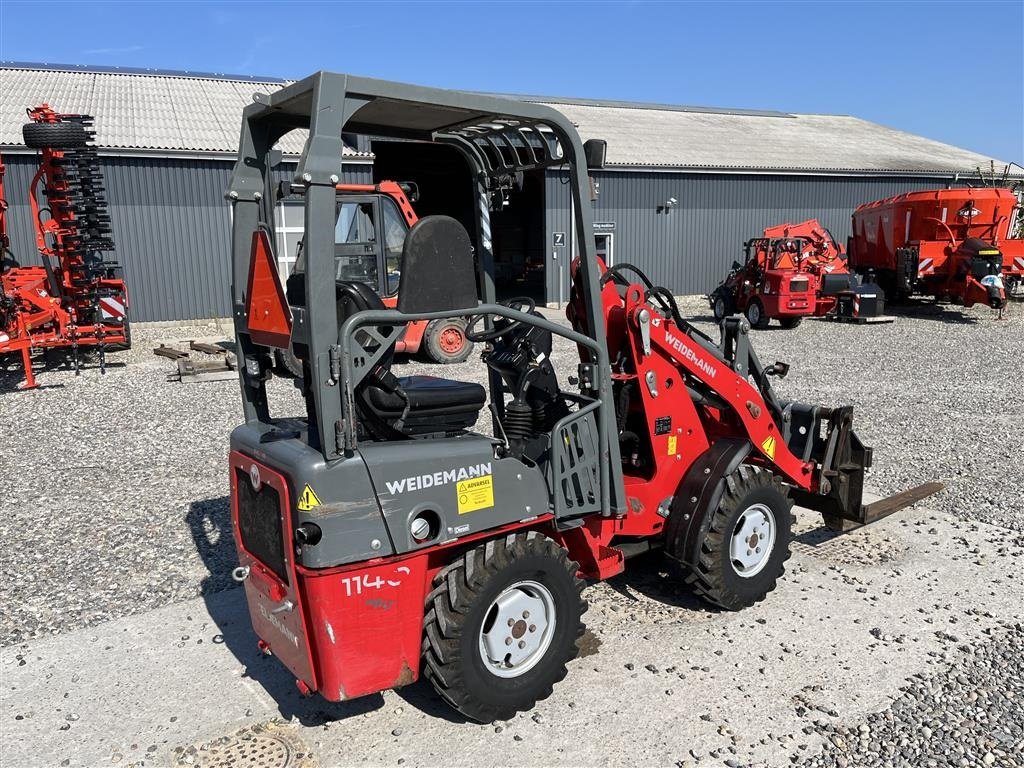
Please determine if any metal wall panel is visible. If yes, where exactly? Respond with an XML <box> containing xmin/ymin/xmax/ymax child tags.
<box><xmin>545</xmin><ymin>170</ymin><xmax>959</xmax><ymax>301</ymax></box>
<box><xmin>3</xmin><ymin>155</ymin><xmax>372</xmax><ymax>321</ymax></box>
<box><xmin>3</xmin><ymin>149</ymin><xmax>961</xmax><ymax>319</ymax></box>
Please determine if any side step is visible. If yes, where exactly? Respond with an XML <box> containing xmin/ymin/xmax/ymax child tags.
<box><xmin>821</xmin><ymin>481</ymin><xmax>944</xmax><ymax>532</ymax></box>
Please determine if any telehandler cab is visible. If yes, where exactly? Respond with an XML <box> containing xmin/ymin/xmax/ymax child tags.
<box><xmin>227</xmin><ymin>72</ymin><xmax>939</xmax><ymax>722</ymax></box>
<box><xmin>276</xmin><ymin>180</ymin><xmax>474</xmax><ymax>374</ymax></box>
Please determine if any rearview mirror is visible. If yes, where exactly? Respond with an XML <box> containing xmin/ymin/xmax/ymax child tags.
<box><xmin>584</xmin><ymin>139</ymin><xmax>607</xmax><ymax>170</ymax></box>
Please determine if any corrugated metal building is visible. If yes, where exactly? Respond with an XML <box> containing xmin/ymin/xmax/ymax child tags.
<box><xmin>1</xmin><ymin>63</ymin><xmax>1015</xmax><ymax>320</ymax></box>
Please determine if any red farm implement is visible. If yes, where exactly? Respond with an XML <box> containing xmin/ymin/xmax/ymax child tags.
<box><xmin>849</xmin><ymin>187</ymin><xmax>1018</xmax><ymax>309</ymax></box>
<box><xmin>710</xmin><ymin>219</ymin><xmax>870</xmax><ymax>328</ymax></box>
<box><xmin>0</xmin><ymin>105</ymin><xmax>129</xmax><ymax>389</ymax></box>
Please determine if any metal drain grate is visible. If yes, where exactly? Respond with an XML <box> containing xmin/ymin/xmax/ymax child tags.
<box><xmin>176</xmin><ymin>722</ymin><xmax>316</xmax><ymax>768</ymax></box>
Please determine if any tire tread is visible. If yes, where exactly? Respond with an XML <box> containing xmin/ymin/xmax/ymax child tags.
<box><xmin>421</xmin><ymin>531</ymin><xmax>586</xmax><ymax>722</ymax></box>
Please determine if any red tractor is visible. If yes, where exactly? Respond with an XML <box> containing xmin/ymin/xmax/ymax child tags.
<box><xmin>223</xmin><ymin>72</ymin><xmax>937</xmax><ymax>723</ymax></box>
<box><xmin>710</xmin><ymin>219</ymin><xmax>854</xmax><ymax>329</ymax></box>
<box><xmin>849</xmin><ymin>187</ymin><xmax>1015</xmax><ymax>308</ymax></box>
<box><xmin>0</xmin><ymin>105</ymin><xmax>129</xmax><ymax>389</ymax></box>
<box><xmin>275</xmin><ymin>180</ymin><xmax>473</xmax><ymax>375</ymax></box>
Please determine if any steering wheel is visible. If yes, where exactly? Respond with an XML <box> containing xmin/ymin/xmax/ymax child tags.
<box><xmin>465</xmin><ymin>297</ymin><xmax>536</xmax><ymax>342</ymax></box>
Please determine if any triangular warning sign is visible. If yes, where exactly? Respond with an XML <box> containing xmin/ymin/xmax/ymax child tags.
<box><xmin>245</xmin><ymin>227</ymin><xmax>292</xmax><ymax>348</ymax></box>
<box><xmin>761</xmin><ymin>435</ymin><xmax>777</xmax><ymax>460</ymax></box>
<box><xmin>297</xmin><ymin>484</ymin><xmax>322</xmax><ymax>512</ymax></box>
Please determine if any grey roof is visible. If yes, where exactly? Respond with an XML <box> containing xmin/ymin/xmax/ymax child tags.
<box><xmin>538</xmin><ymin>100</ymin><xmax>1015</xmax><ymax>174</ymax></box>
<box><xmin>0</xmin><ymin>64</ymin><xmax>366</xmax><ymax>158</ymax></box>
<box><xmin>0</xmin><ymin>63</ymin><xmax>1014</xmax><ymax>175</ymax></box>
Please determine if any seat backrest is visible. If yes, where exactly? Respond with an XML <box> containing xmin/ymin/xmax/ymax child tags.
<box><xmin>396</xmin><ymin>215</ymin><xmax>478</xmax><ymax>314</ymax></box>
<box><xmin>286</xmin><ymin>276</ymin><xmax>395</xmax><ymax>372</ymax></box>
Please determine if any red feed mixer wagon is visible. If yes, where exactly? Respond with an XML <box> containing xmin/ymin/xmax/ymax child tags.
<box><xmin>849</xmin><ymin>187</ymin><xmax>1019</xmax><ymax>308</ymax></box>
<box><xmin>0</xmin><ymin>105</ymin><xmax>129</xmax><ymax>388</ymax></box>
<box><xmin>710</xmin><ymin>219</ymin><xmax>862</xmax><ymax>328</ymax></box>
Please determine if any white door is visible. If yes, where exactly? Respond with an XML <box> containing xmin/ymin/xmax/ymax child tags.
<box><xmin>595</xmin><ymin>233</ymin><xmax>614</xmax><ymax>266</ymax></box>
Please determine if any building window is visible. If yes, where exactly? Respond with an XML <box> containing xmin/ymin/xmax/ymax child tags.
<box><xmin>275</xmin><ymin>201</ymin><xmax>305</xmax><ymax>278</ymax></box>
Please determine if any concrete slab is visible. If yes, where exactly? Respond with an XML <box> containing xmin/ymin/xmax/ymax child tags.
<box><xmin>2</xmin><ymin>505</ymin><xmax>1020</xmax><ymax>768</ymax></box>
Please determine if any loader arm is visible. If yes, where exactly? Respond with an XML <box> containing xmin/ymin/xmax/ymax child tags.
<box><xmin>621</xmin><ymin>286</ymin><xmax>816</xmax><ymax>493</ymax></box>
<box><xmin>614</xmin><ymin>276</ymin><xmax>935</xmax><ymax>531</ymax></box>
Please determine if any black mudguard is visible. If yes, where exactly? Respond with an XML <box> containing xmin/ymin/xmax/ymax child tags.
<box><xmin>664</xmin><ymin>438</ymin><xmax>751</xmax><ymax>568</ymax></box>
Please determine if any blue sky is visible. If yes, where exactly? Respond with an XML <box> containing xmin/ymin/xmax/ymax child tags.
<box><xmin>1</xmin><ymin>0</ymin><xmax>1021</xmax><ymax>161</ymax></box>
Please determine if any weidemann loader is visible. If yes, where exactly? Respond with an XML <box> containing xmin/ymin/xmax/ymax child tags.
<box><xmin>226</xmin><ymin>72</ymin><xmax>937</xmax><ymax>722</ymax></box>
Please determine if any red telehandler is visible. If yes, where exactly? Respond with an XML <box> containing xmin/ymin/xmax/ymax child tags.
<box><xmin>709</xmin><ymin>219</ymin><xmax>869</xmax><ymax>328</ymax></box>
<box><xmin>0</xmin><ymin>105</ymin><xmax>129</xmax><ymax>389</ymax></box>
<box><xmin>222</xmin><ymin>72</ymin><xmax>939</xmax><ymax>723</ymax></box>
<box><xmin>275</xmin><ymin>180</ymin><xmax>473</xmax><ymax>377</ymax></box>
<box><xmin>849</xmin><ymin>187</ymin><xmax>1015</xmax><ymax>309</ymax></box>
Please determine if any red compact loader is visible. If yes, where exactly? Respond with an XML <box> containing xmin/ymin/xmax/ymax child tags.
<box><xmin>275</xmin><ymin>180</ymin><xmax>473</xmax><ymax>376</ymax></box>
<box><xmin>0</xmin><ymin>105</ymin><xmax>129</xmax><ymax>388</ymax></box>
<box><xmin>224</xmin><ymin>72</ymin><xmax>938</xmax><ymax>722</ymax></box>
<box><xmin>849</xmin><ymin>187</ymin><xmax>1015</xmax><ymax>309</ymax></box>
<box><xmin>710</xmin><ymin>220</ymin><xmax>858</xmax><ymax>329</ymax></box>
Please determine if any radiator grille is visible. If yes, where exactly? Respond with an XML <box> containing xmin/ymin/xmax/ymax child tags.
<box><xmin>235</xmin><ymin>468</ymin><xmax>288</xmax><ymax>584</ymax></box>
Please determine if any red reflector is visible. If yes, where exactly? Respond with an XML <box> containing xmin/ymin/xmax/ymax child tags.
<box><xmin>245</xmin><ymin>228</ymin><xmax>292</xmax><ymax>348</ymax></box>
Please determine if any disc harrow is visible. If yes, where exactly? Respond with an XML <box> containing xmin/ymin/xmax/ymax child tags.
<box><xmin>0</xmin><ymin>104</ymin><xmax>130</xmax><ymax>389</ymax></box>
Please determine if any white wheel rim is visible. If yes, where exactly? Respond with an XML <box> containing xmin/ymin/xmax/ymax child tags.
<box><xmin>729</xmin><ymin>503</ymin><xmax>776</xmax><ymax>578</ymax></box>
<box><xmin>478</xmin><ymin>580</ymin><xmax>556</xmax><ymax>678</ymax></box>
<box><xmin>715</xmin><ymin>298</ymin><xmax>725</xmax><ymax>318</ymax></box>
<box><xmin>748</xmin><ymin>303</ymin><xmax>761</xmax><ymax>325</ymax></box>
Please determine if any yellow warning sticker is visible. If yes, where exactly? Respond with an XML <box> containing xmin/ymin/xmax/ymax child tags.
<box><xmin>297</xmin><ymin>484</ymin><xmax>322</xmax><ymax>511</ymax></box>
<box><xmin>457</xmin><ymin>475</ymin><xmax>494</xmax><ymax>515</ymax></box>
<box><xmin>761</xmin><ymin>435</ymin><xmax>777</xmax><ymax>460</ymax></box>
<box><xmin>667</xmin><ymin>435</ymin><xmax>678</xmax><ymax>455</ymax></box>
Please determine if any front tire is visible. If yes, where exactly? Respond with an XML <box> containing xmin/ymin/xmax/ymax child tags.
<box><xmin>685</xmin><ymin>465</ymin><xmax>794</xmax><ymax>610</ymax></box>
<box><xmin>712</xmin><ymin>291</ymin><xmax>734</xmax><ymax>322</ymax></box>
<box><xmin>779</xmin><ymin>316</ymin><xmax>802</xmax><ymax>329</ymax></box>
<box><xmin>422</xmin><ymin>531</ymin><xmax>586</xmax><ymax>722</ymax></box>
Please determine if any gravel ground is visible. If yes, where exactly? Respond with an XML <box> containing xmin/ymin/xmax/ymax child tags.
<box><xmin>1</xmin><ymin>299</ymin><xmax>1020</xmax><ymax>647</ymax></box>
<box><xmin>0</xmin><ymin>297</ymin><xmax>1022</xmax><ymax>765</ymax></box>
<box><xmin>797</xmin><ymin>621</ymin><xmax>1024</xmax><ymax>768</ymax></box>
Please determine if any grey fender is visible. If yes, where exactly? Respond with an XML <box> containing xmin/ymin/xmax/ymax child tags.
<box><xmin>663</xmin><ymin>438</ymin><xmax>751</xmax><ymax>568</ymax></box>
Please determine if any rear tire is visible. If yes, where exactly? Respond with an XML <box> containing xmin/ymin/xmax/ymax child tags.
<box><xmin>685</xmin><ymin>465</ymin><xmax>793</xmax><ymax>610</ymax></box>
<box><xmin>745</xmin><ymin>298</ymin><xmax>770</xmax><ymax>329</ymax></box>
<box><xmin>423</xmin><ymin>318</ymin><xmax>473</xmax><ymax>364</ymax></box>
<box><xmin>779</xmin><ymin>317</ymin><xmax>802</xmax><ymax>329</ymax></box>
<box><xmin>274</xmin><ymin>346</ymin><xmax>303</xmax><ymax>378</ymax></box>
<box><xmin>422</xmin><ymin>531</ymin><xmax>586</xmax><ymax>722</ymax></box>
<box><xmin>23</xmin><ymin>121</ymin><xmax>89</xmax><ymax>149</ymax></box>
<box><xmin>104</xmin><ymin>319</ymin><xmax>132</xmax><ymax>352</ymax></box>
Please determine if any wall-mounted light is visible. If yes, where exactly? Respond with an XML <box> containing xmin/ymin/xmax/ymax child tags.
<box><xmin>657</xmin><ymin>196</ymin><xmax>678</xmax><ymax>214</ymax></box>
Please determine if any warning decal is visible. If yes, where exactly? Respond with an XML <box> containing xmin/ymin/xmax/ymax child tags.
<box><xmin>457</xmin><ymin>475</ymin><xmax>494</xmax><ymax>515</ymax></box>
<box><xmin>297</xmin><ymin>484</ymin><xmax>322</xmax><ymax>512</ymax></box>
<box><xmin>667</xmin><ymin>435</ymin><xmax>678</xmax><ymax>455</ymax></box>
<box><xmin>761</xmin><ymin>435</ymin><xmax>777</xmax><ymax>460</ymax></box>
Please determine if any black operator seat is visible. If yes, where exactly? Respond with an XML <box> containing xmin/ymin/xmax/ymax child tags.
<box><xmin>289</xmin><ymin>215</ymin><xmax>485</xmax><ymax>438</ymax></box>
